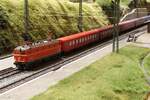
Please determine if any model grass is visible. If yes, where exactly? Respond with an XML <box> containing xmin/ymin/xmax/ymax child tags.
<box><xmin>31</xmin><ymin>45</ymin><xmax>150</xmax><ymax>100</ymax></box>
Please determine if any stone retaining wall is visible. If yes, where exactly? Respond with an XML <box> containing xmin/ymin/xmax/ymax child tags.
<box><xmin>121</xmin><ymin>8</ymin><xmax>148</xmax><ymax>22</ymax></box>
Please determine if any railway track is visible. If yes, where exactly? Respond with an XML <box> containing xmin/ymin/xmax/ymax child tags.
<box><xmin>0</xmin><ymin>69</ymin><xmax>20</xmax><ymax>80</ymax></box>
<box><xmin>0</xmin><ymin>67</ymin><xmax>15</xmax><ymax>76</ymax></box>
<box><xmin>0</xmin><ymin>26</ymin><xmax>147</xmax><ymax>94</ymax></box>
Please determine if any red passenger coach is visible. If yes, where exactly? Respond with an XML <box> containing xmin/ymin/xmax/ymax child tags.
<box><xmin>13</xmin><ymin>40</ymin><xmax>61</xmax><ymax>70</ymax></box>
<box><xmin>58</xmin><ymin>26</ymin><xmax>113</xmax><ymax>53</ymax></box>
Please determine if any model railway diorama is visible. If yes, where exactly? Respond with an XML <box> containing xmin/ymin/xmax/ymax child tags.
<box><xmin>13</xmin><ymin>15</ymin><xmax>150</xmax><ymax>70</ymax></box>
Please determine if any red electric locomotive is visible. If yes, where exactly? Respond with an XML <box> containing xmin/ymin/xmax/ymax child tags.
<box><xmin>13</xmin><ymin>40</ymin><xmax>61</xmax><ymax>70</ymax></box>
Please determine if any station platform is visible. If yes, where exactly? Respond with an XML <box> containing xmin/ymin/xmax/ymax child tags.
<box><xmin>0</xmin><ymin>57</ymin><xmax>16</xmax><ymax>71</ymax></box>
<box><xmin>133</xmin><ymin>33</ymin><xmax>150</xmax><ymax>48</ymax></box>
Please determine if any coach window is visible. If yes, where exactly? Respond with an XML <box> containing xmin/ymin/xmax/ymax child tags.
<box><xmin>79</xmin><ymin>38</ymin><xmax>81</xmax><ymax>43</ymax></box>
<box><xmin>72</xmin><ymin>41</ymin><xmax>74</xmax><ymax>45</ymax></box>
<box><xmin>83</xmin><ymin>37</ymin><xmax>85</xmax><ymax>42</ymax></box>
<box><xmin>103</xmin><ymin>31</ymin><xmax>105</xmax><ymax>37</ymax></box>
<box><xmin>75</xmin><ymin>40</ymin><xmax>78</xmax><ymax>44</ymax></box>
<box><xmin>84</xmin><ymin>37</ymin><xmax>86</xmax><ymax>41</ymax></box>
<box><xmin>95</xmin><ymin>34</ymin><xmax>97</xmax><ymax>38</ymax></box>
<box><xmin>78</xmin><ymin>39</ymin><xmax>80</xmax><ymax>43</ymax></box>
<box><xmin>80</xmin><ymin>38</ymin><xmax>82</xmax><ymax>43</ymax></box>
<box><xmin>82</xmin><ymin>38</ymin><xmax>84</xmax><ymax>42</ymax></box>
<box><xmin>66</xmin><ymin>42</ymin><xmax>68</xmax><ymax>46</ymax></box>
<box><xmin>65</xmin><ymin>42</ymin><xmax>67</xmax><ymax>46</ymax></box>
<box><xmin>83</xmin><ymin>37</ymin><xmax>85</xmax><ymax>41</ymax></box>
<box><xmin>91</xmin><ymin>35</ymin><xmax>93</xmax><ymax>39</ymax></box>
<box><xmin>102</xmin><ymin>31</ymin><xmax>104</xmax><ymax>34</ymax></box>
<box><xmin>72</xmin><ymin>40</ymin><xmax>75</xmax><ymax>45</ymax></box>
<box><xmin>69</xmin><ymin>41</ymin><xmax>72</xmax><ymax>46</ymax></box>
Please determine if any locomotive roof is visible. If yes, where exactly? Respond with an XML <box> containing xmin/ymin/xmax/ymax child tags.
<box><xmin>15</xmin><ymin>40</ymin><xmax>59</xmax><ymax>51</ymax></box>
<box><xmin>58</xmin><ymin>25</ymin><xmax>113</xmax><ymax>41</ymax></box>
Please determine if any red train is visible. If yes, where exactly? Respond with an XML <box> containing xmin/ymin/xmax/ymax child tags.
<box><xmin>13</xmin><ymin>15</ymin><xmax>150</xmax><ymax>70</ymax></box>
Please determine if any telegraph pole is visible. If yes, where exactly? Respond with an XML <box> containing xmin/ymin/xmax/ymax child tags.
<box><xmin>116</xmin><ymin>0</ymin><xmax>120</xmax><ymax>53</ymax></box>
<box><xmin>24</xmin><ymin>0</ymin><xmax>29</xmax><ymax>36</ymax></box>
<box><xmin>112</xmin><ymin>0</ymin><xmax>116</xmax><ymax>52</ymax></box>
<box><xmin>112</xmin><ymin>0</ymin><xmax>120</xmax><ymax>53</ymax></box>
<box><xmin>78</xmin><ymin>0</ymin><xmax>83</xmax><ymax>32</ymax></box>
<box><xmin>23</xmin><ymin>0</ymin><xmax>31</xmax><ymax>43</ymax></box>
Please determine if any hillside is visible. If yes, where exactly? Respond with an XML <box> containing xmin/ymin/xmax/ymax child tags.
<box><xmin>0</xmin><ymin>0</ymin><xmax>109</xmax><ymax>52</ymax></box>
<box><xmin>0</xmin><ymin>0</ymin><xmax>148</xmax><ymax>53</ymax></box>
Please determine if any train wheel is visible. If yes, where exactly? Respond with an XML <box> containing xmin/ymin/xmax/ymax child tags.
<box><xmin>16</xmin><ymin>64</ymin><xmax>24</xmax><ymax>70</ymax></box>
